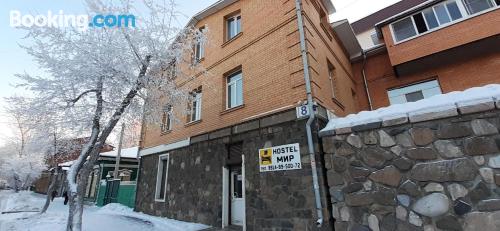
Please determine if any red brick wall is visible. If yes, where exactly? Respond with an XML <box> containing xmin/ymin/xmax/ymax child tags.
<box><xmin>353</xmin><ymin>49</ymin><xmax>500</xmax><ymax>110</ymax></box>
<box><xmin>141</xmin><ymin>0</ymin><xmax>357</xmax><ymax>149</ymax></box>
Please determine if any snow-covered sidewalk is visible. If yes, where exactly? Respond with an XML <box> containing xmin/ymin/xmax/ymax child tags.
<box><xmin>0</xmin><ymin>190</ymin><xmax>209</xmax><ymax>231</ymax></box>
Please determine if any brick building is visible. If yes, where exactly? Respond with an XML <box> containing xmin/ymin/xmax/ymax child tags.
<box><xmin>134</xmin><ymin>0</ymin><xmax>500</xmax><ymax>230</ymax></box>
<box><xmin>347</xmin><ymin>0</ymin><xmax>500</xmax><ymax>110</ymax></box>
<box><xmin>135</xmin><ymin>0</ymin><xmax>356</xmax><ymax>230</ymax></box>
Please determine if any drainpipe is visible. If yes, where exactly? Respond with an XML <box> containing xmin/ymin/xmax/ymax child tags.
<box><xmin>361</xmin><ymin>51</ymin><xmax>373</xmax><ymax>110</ymax></box>
<box><xmin>294</xmin><ymin>0</ymin><xmax>323</xmax><ymax>227</ymax></box>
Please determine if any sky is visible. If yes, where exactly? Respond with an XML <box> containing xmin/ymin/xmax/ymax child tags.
<box><xmin>0</xmin><ymin>0</ymin><xmax>401</xmax><ymax>145</ymax></box>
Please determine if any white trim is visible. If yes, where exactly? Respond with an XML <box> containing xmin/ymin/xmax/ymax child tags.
<box><xmin>154</xmin><ymin>153</ymin><xmax>170</xmax><ymax>202</ymax></box>
<box><xmin>139</xmin><ymin>138</ymin><xmax>190</xmax><ymax>156</ymax></box>
<box><xmin>391</xmin><ymin>1</ymin><xmax>499</xmax><ymax>44</ymax></box>
<box><xmin>222</xmin><ymin>166</ymin><xmax>229</xmax><ymax>228</ymax></box>
<box><xmin>242</xmin><ymin>154</ymin><xmax>247</xmax><ymax>231</ymax></box>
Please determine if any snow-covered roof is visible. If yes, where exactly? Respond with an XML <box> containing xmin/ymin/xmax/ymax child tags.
<box><xmin>99</xmin><ymin>147</ymin><xmax>139</xmax><ymax>159</ymax></box>
<box><xmin>59</xmin><ymin>160</ymin><xmax>74</xmax><ymax>167</ymax></box>
<box><xmin>320</xmin><ymin>84</ymin><xmax>500</xmax><ymax>136</ymax></box>
<box><xmin>57</xmin><ymin>147</ymin><xmax>139</xmax><ymax>169</ymax></box>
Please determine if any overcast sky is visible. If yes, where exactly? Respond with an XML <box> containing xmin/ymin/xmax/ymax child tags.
<box><xmin>0</xmin><ymin>0</ymin><xmax>401</xmax><ymax>145</ymax></box>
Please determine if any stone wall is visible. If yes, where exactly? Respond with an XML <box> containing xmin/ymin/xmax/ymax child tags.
<box><xmin>322</xmin><ymin>109</ymin><xmax>500</xmax><ymax>231</ymax></box>
<box><xmin>136</xmin><ymin>109</ymin><xmax>334</xmax><ymax>230</ymax></box>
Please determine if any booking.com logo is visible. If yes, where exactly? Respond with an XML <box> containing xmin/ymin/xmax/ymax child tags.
<box><xmin>10</xmin><ymin>10</ymin><xmax>136</xmax><ymax>30</ymax></box>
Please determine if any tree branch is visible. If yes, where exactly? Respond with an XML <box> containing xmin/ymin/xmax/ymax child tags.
<box><xmin>67</xmin><ymin>89</ymin><xmax>98</xmax><ymax>106</ymax></box>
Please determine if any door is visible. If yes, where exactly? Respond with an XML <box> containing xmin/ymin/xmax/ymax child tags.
<box><xmin>230</xmin><ymin>167</ymin><xmax>244</xmax><ymax>226</ymax></box>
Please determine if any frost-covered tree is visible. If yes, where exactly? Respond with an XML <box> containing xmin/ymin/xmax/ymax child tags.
<box><xmin>0</xmin><ymin>142</ymin><xmax>46</xmax><ymax>192</ymax></box>
<box><xmin>14</xmin><ymin>0</ymin><xmax>206</xmax><ymax>230</ymax></box>
<box><xmin>1</xmin><ymin>97</ymin><xmax>51</xmax><ymax>192</ymax></box>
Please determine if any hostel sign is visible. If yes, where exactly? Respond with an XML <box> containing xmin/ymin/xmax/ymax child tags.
<box><xmin>259</xmin><ymin>143</ymin><xmax>302</xmax><ymax>172</ymax></box>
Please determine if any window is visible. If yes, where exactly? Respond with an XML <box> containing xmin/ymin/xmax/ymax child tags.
<box><xmin>188</xmin><ymin>87</ymin><xmax>202</xmax><ymax>122</ymax></box>
<box><xmin>226</xmin><ymin>70</ymin><xmax>243</xmax><ymax>109</ymax></box>
<box><xmin>161</xmin><ymin>105</ymin><xmax>172</xmax><ymax>133</ymax></box>
<box><xmin>226</xmin><ymin>14</ymin><xmax>241</xmax><ymax>40</ymax></box>
<box><xmin>155</xmin><ymin>154</ymin><xmax>169</xmax><ymax>201</ymax></box>
<box><xmin>447</xmin><ymin>1</ymin><xmax>464</xmax><ymax>20</ymax></box>
<box><xmin>327</xmin><ymin>60</ymin><xmax>337</xmax><ymax>99</ymax></box>
<box><xmin>392</xmin><ymin>17</ymin><xmax>417</xmax><ymax>42</ymax></box>
<box><xmin>413</xmin><ymin>13</ymin><xmax>428</xmax><ymax>33</ymax></box>
<box><xmin>194</xmin><ymin>27</ymin><xmax>205</xmax><ymax>62</ymax></box>
<box><xmin>423</xmin><ymin>9</ymin><xmax>440</xmax><ymax>29</ymax></box>
<box><xmin>390</xmin><ymin>0</ymin><xmax>498</xmax><ymax>42</ymax></box>
<box><xmin>462</xmin><ymin>0</ymin><xmax>495</xmax><ymax>14</ymax></box>
<box><xmin>387</xmin><ymin>80</ymin><xmax>442</xmax><ymax>105</ymax></box>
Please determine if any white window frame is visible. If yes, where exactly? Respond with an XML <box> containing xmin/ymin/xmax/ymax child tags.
<box><xmin>390</xmin><ymin>0</ymin><xmax>499</xmax><ymax>44</ymax></box>
<box><xmin>161</xmin><ymin>105</ymin><xmax>173</xmax><ymax>133</ymax></box>
<box><xmin>226</xmin><ymin>14</ymin><xmax>241</xmax><ymax>40</ymax></box>
<box><xmin>462</xmin><ymin>0</ymin><xmax>496</xmax><ymax>14</ymax></box>
<box><xmin>188</xmin><ymin>90</ymin><xmax>202</xmax><ymax>122</ymax></box>
<box><xmin>154</xmin><ymin>154</ymin><xmax>170</xmax><ymax>202</ymax></box>
<box><xmin>194</xmin><ymin>28</ymin><xmax>205</xmax><ymax>62</ymax></box>
<box><xmin>327</xmin><ymin>60</ymin><xmax>336</xmax><ymax>99</ymax></box>
<box><xmin>226</xmin><ymin>70</ymin><xmax>243</xmax><ymax>109</ymax></box>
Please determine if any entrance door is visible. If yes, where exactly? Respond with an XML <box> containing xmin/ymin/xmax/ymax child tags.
<box><xmin>230</xmin><ymin>167</ymin><xmax>244</xmax><ymax>226</ymax></box>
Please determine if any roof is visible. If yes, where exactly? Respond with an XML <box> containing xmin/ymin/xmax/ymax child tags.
<box><xmin>331</xmin><ymin>19</ymin><xmax>362</xmax><ymax>60</ymax></box>
<box><xmin>186</xmin><ymin>0</ymin><xmax>336</xmax><ymax>27</ymax></box>
<box><xmin>57</xmin><ymin>147</ymin><xmax>139</xmax><ymax>169</ymax></box>
<box><xmin>320</xmin><ymin>84</ymin><xmax>500</xmax><ymax>136</ymax></box>
<box><xmin>351</xmin><ymin>0</ymin><xmax>428</xmax><ymax>34</ymax></box>
<box><xmin>99</xmin><ymin>147</ymin><xmax>139</xmax><ymax>159</ymax></box>
<box><xmin>322</xmin><ymin>0</ymin><xmax>336</xmax><ymax>15</ymax></box>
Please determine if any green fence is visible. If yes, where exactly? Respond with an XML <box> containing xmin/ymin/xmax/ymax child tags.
<box><xmin>96</xmin><ymin>181</ymin><xmax>136</xmax><ymax>208</ymax></box>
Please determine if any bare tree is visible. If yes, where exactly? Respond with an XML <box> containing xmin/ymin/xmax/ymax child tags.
<box><xmin>13</xmin><ymin>0</ymin><xmax>207</xmax><ymax>230</ymax></box>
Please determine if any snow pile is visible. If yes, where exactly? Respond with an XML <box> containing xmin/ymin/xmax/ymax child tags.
<box><xmin>98</xmin><ymin>203</ymin><xmax>210</xmax><ymax>231</ymax></box>
<box><xmin>1</xmin><ymin>191</ymin><xmax>42</xmax><ymax>212</ymax></box>
<box><xmin>321</xmin><ymin>84</ymin><xmax>500</xmax><ymax>133</ymax></box>
<box><xmin>0</xmin><ymin>192</ymin><xmax>210</xmax><ymax>231</ymax></box>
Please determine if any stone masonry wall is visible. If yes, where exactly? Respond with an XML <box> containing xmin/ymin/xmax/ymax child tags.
<box><xmin>322</xmin><ymin>109</ymin><xmax>500</xmax><ymax>231</ymax></box>
<box><xmin>136</xmin><ymin>109</ymin><xmax>334</xmax><ymax>230</ymax></box>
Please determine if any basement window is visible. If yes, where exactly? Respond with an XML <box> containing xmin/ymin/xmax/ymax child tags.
<box><xmin>387</xmin><ymin>80</ymin><xmax>442</xmax><ymax>105</ymax></box>
<box><xmin>155</xmin><ymin>154</ymin><xmax>169</xmax><ymax>201</ymax></box>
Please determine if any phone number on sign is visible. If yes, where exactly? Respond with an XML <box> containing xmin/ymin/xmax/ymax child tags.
<box><xmin>260</xmin><ymin>163</ymin><xmax>301</xmax><ymax>172</ymax></box>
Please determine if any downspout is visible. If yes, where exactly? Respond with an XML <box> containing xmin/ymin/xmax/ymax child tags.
<box><xmin>294</xmin><ymin>0</ymin><xmax>323</xmax><ymax>226</ymax></box>
<box><xmin>361</xmin><ymin>51</ymin><xmax>373</xmax><ymax>110</ymax></box>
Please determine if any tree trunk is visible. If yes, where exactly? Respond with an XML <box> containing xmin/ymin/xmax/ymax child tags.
<box><xmin>73</xmin><ymin>168</ymin><xmax>90</xmax><ymax>231</ymax></box>
<box><xmin>13</xmin><ymin>174</ymin><xmax>20</xmax><ymax>193</ymax></box>
<box><xmin>66</xmin><ymin>57</ymin><xmax>150</xmax><ymax>231</ymax></box>
<box><xmin>41</xmin><ymin>168</ymin><xmax>59</xmax><ymax>213</ymax></box>
<box><xmin>66</xmin><ymin>190</ymin><xmax>76</xmax><ymax>231</ymax></box>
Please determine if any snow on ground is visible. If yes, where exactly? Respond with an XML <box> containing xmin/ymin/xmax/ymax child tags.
<box><xmin>0</xmin><ymin>190</ymin><xmax>209</xmax><ymax>231</ymax></box>
<box><xmin>321</xmin><ymin>84</ymin><xmax>500</xmax><ymax>132</ymax></box>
